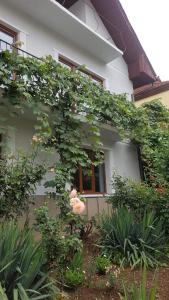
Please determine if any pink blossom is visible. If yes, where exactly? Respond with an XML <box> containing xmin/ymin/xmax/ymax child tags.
<box><xmin>73</xmin><ymin>201</ymin><xmax>85</xmax><ymax>215</ymax></box>
<box><xmin>69</xmin><ymin>189</ymin><xmax>77</xmax><ymax>199</ymax></box>
<box><xmin>70</xmin><ymin>197</ymin><xmax>80</xmax><ymax>207</ymax></box>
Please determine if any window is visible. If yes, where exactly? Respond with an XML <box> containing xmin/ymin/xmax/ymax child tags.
<box><xmin>0</xmin><ymin>24</ymin><xmax>17</xmax><ymax>51</ymax></box>
<box><xmin>73</xmin><ymin>150</ymin><xmax>106</xmax><ymax>194</ymax></box>
<box><xmin>59</xmin><ymin>55</ymin><xmax>104</xmax><ymax>85</ymax></box>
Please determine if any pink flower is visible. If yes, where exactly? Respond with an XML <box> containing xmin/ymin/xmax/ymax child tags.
<box><xmin>69</xmin><ymin>189</ymin><xmax>77</xmax><ymax>199</ymax></box>
<box><xmin>73</xmin><ymin>201</ymin><xmax>85</xmax><ymax>215</ymax></box>
<box><xmin>70</xmin><ymin>197</ymin><xmax>80</xmax><ymax>207</ymax></box>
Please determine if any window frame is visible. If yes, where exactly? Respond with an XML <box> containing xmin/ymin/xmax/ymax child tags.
<box><xmin>74</xmin><ymin>150</ymin><xmax>107</xmax><ymax>195</ymax></box>
<box><xmin>59</xmin><ymin>55</ymin><xmax>104</xmax><ymax>85</ymax></box>
<box><xmin>0</xmin><ymin>23</ymin><xmax>17</xmax><ymax>44</ymax></box>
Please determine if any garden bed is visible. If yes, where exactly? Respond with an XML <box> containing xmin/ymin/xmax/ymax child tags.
<box><xmin>66</xmin><ymin>234</ymin><xmax>169</xmax><ymax>300</ymax></box>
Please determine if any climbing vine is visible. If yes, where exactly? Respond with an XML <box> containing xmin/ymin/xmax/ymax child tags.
<box><xmin>0</xmin><ymin>50</ymin><xmax>169</xmax><ymax>195</ymax></box>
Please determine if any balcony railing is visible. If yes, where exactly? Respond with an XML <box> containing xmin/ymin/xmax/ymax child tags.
<box><xmin>0</xmin><ymin>39</ymin><xmax>40</xmax><ymax>60</ymax></box>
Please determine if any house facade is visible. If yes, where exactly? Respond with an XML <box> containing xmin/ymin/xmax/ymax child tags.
<box><xmin>134</xmin><ymin>80</ymin><xmax>169</xmax><ymax>108</ymax></box>
<box><xmin>0</xmin><ymin>0</ymin><xmax>156</xmax><ymax>216</ymax></box>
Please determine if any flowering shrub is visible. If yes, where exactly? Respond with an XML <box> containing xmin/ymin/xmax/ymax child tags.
<box><xmin>69</xmin><ymin>189</ymin><xmax>85</xmax><ymax>215</ymax></box>
<box><xmin>35</xmin><ymin>205</ymin><xmax>83</xmax><ymax>268</ymax></box>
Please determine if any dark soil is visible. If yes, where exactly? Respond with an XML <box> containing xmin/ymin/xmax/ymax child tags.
<box><xmin>60</xmin><ymin>234</ymin><xmax>169</xmax><ymax>300</ymax></box>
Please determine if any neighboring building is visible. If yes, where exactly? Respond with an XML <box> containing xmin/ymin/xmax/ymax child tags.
<box><xmin>134</xmin><ymin>80</ymin><xmax>169</xmax><ymax>108</ymax></box>
<box><xmin>0</xmin><ymin>0</ymin><xmax>157</xmax><ymax>216</ymax></box>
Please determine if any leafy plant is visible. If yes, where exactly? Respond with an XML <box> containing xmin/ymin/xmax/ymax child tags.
<box><xmin>35</xmin><ymin>205</ymin><xmax>83</xmax><ymax>267</ymax></box>
<box><xmin>108</xmin><ymin>174</ymin><xmax>169</xmax><ymax>234</ymax></box>
<box><xmin>95</xmin><ymin>255</ymin><xmax>111</xmax><ymax>275</ymax></box>
<box><xmin>0</xmin><ymin>221</ymin><xmax>58</xmax><ymax>299</ymax></box>
<box><xmin>98</xmin><ymin>208</ymin><xmax>166</xmax><ymax>268</ymax></box>
<box><xmin>64</xmin><ymin>269</ymin><xmax>84</xmax><ymax>289</ymax></box>
<box><xmin>0</xmin><ymin>152</ymin><xmax>45</xmax><ymax>219</ymax></box>
<box><xmin>64</xmin><ymin>252</ymin><xmax>84</xmax><ymax>289</ymax></box>
<box><xmin>121</xmin><ymin>268</ymin><xmax>157</xmax><ymax>300</ymax></box>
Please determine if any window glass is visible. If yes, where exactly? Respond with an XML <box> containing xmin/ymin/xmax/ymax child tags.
<box><xmin>0</xmin><ymin>25</ymin><xmax>16</xmax><ymax>52</ymax></box>
<box><xmin>94</xmin><ymin>164</ymin><xmax>105</xmax><ymax>193</ymax></box>
<box><xmin>73</xmin><ymin>151</ymin><xmax>106</xmax><ymax>194</ymax></box>
<box><xmin>82</xmin><ymin>169</ymin><xmax>92</xmax><ymax>191</ymax></box>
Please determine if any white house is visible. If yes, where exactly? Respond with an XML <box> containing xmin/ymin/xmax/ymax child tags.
<box><xmin>0</xmin><ymin>0</ymin><xmax>156</xmax><ymax>216</ymax></box>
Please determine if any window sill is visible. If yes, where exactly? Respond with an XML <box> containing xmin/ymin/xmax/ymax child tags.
<box><xmin>80</xmin><ymin>193</ymin><xmax>109</xmax><ymax>198</ymax></box>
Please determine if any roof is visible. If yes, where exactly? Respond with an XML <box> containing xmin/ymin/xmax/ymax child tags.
<box><xmin>56</xmin><ymin>0</ymin><xmax>157</xmax><ymax>88</ymax></box>
<box><xmin>134</xmin><ymin>81</ymin><xmax>169</xmax><ymax>101</ymax></box>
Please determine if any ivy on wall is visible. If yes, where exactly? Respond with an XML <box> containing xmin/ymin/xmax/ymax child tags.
<box><xmin>0</xmin><ymin>50</ymin><xmax>169</xmax><ymax>191</ymax></box>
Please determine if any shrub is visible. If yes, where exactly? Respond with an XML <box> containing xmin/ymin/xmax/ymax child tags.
<box><xmin>108</xmin><ymin>174</ymin><xmax>157</xmax><ymax>214</ymax></box>
<box><xmin>0</xmin><ymin>221</ymin><xmax>58</xmax><ymax>299</ymax></box>
<box><xmin>98</xmin><ymin>208</ymin><xmax>166</xmax><ymax>268</ymax></box>
<box><xmin>0</xmin><ymin>153</ymin><xmax>45</xmax><ymax>219</ymax></box>
<box><xmin>95</xmin><ymin>255</ymin><xmax>111</xmax><ymax>275</ymax></box>
<box><xmin>35</xmin><ymin>205</ymin><xmax>83</xmax><ymax>268</ymax></box>
<box><xmin>108</xmin><ymin>174</ymin><xmax>169</xmax><ymax>234</ymax></box>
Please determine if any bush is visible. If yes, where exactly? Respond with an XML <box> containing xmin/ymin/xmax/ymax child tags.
<box><xmin>95</xmin><ymin>255</ymin><xmax>111</xmax><ymax>275</ymax></box>
<box><xmin>35</xmin><ymin>205</ymin><xmax>83</xmax><ymax>268</ymax></box>
<box><xmin>98</xmin><ymin>208</ymin><xmax>166</xmax><ymax>268</ymax></box>
<box><xmin>108</xmin><ymin>174</ymin><xmax>157</xmax><ymax>213</ymax></box>
<box><xmin>108</xmin><ymin>174</ymin><xmax>169</xmax><ymax>234</ymax></box>
<box><xmin>0</xmin><ymin>221</ymin><xmax>58</xmax><ymax>299</ymax></box>
<box><xmin>0</xmin><ymin>153</ymin><xmax>45</xmax><ymax>219</ymax></box>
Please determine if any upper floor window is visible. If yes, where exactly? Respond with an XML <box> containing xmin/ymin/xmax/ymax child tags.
<box><xmin>59</xmin><ymin>55</ymin><xmax>104</xmax><ymax>85</ymax></box>
<box><xmin>0</xmin><ymin>24</ymin><xmax>17</xmax><ymax>51</ymax></box>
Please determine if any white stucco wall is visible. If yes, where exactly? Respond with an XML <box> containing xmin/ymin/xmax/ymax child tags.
<box><xmin>0</xmin><ymin>0</ymin><xmax>140</xmax><ymax>195</ymax></box>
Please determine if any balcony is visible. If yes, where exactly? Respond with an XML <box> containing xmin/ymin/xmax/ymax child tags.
<box><xmin>0</xmin><ymin>39</ymin><xmax>40</xmax><ymax>60</ymax></box>
<box><xmin>4</xmin><ymin>0</ymin><xmax>122</xmax><ymax>63</ymax></box>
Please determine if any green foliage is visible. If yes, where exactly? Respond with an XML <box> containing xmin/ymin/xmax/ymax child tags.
<box><xmin>35</xmin><ymin>205</ymin><xmax>83</xmax><ymax>267</ymax></box>
<box><xmin>121</xmin><ymin>268</ymin><xmax>157</xmax><ymax>300</ymax></box>
<box><xmin>108</xmin><ymin>174</ymin><xmax>157</xmax><ymax>213</ymax></box>
<box><xmin>98</xmin><ymin>208</ymin><xmax>166</xmax><ymax>268</ymax></box>
<box><xmin>95</xmin><ymin>255</ymin><xmax>111</xmax><ymax>275</ymax></box>
<box><xmin>0</xmin><ymin>152</ymin><xmax>45</xmax><ymax>219</ymax></box>
<box><xmin>1</xmin><ymin>51</ymin><xmax>169</xmax><ymax>213</ymax></box>
<box><xmin>63</xmin><ymin>252</ymin><xmax>85</xmax><ymax>289</ymax></box>
<box><xmin>0</xmin><ymin>221</ymin><xmax>58</xmax><ymax>299</ymax></box>
<box><xmin>108</xmin><ymin>174</ymin><xmax>169</xmax><ymax>234</ymax></box>
<box><xmin>64</xmin><ymin>269</ymin><xmax>85</xmax><ymax>289</ymax></box>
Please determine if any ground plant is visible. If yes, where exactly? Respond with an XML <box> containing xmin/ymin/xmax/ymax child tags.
<box><xmin>63</xmin><ymin>252</ymin><xmax>85</xmax><ymax>289</ymax></box>
<box><xmin>108</xmin><ymin>174</ymin><xmax>169</xmax><ymax>234</ymax></box>
<box><xmin>95</xmin><ymin>255</ymin><xmax>111</xmax><ymax>275</ymax></box>
<box><xmin>98</xmin><ymin>208</ymin><xmax>166</xmax><ymax>268</ymax></box>
<box><xmin>0</xmin><ymin>221</ymin><xmax>58</xmax><ymax>299</ymax></box>
<box><xmin>121</xmin><ymin>268</ymin><xmax>157</xmax><ymax>300</ymax></box>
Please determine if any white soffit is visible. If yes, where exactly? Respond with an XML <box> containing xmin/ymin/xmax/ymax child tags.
<box><xmin>6</xmin><ymin>0</ymin><xmax>123</xmax><ymax>63</ymax></box>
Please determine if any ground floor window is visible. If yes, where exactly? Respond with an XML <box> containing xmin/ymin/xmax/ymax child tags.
<box><xmin>73</xmin><ymin>151</ymin><xmax>106</xmax><ymax>194</ymax></box>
